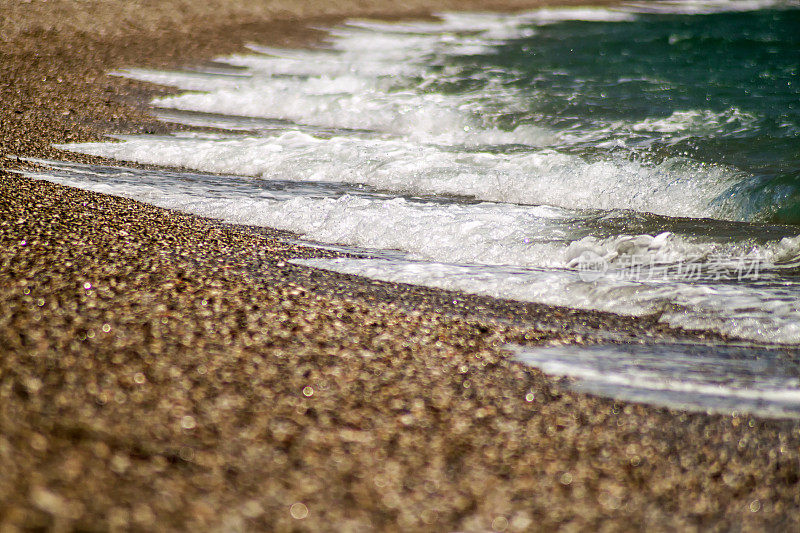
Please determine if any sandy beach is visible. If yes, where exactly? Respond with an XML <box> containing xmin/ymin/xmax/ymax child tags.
<box><xmin>2</xmin><ymin>1</ymin><xmax>800</xmax><ymax>530</ymax></box>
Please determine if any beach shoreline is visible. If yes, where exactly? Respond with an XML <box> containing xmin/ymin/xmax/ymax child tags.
<box><xmin>3</xmin><ymin>1</ymin><xmax>800</xmax><ymax>530</ymax></box>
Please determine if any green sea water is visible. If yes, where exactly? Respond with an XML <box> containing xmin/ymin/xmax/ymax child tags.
<box><xmin>431</xmin><ymin>7</ymin><xmax>800</xmax><ymax>222</ymax></box>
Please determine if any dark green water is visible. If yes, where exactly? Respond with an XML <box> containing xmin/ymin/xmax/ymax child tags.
<box><xmin>430</xmin><ymin>7</ymin><xmax>800</xmax><ymax>222</ymax></box>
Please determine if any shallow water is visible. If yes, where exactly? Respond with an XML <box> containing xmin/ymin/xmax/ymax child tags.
<box><xmin>513</xmin><ymin>343</ymin><xmax>800</xmax><ymax>418</ymax></box>
<box><xmin>18</xmin><ymin>0</ymin><xmax>800</xmax><ymax>416</ymax></box>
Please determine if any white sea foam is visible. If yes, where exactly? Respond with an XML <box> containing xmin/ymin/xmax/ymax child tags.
<box><xmin>237</xmin><ymin>44</ymin><xmax>424</xmax><ymax>77</ymax></box>
<box><xmin>57</xmin><ymin>131</ymin><xmax>742</xmax><ymax>219</ymax></box>
<box><xmin>110</xmin><ymin>10</ymin><xmax>636</xmax><ymax>147</ymax></box>
<box><xmin>630</xmin><ymin>108</ymin><xmax>758</xmax><ymax>135</ymax></box>
<box><xmin>344</xmin><ymin>8</ymin><xmax>635</xmax><ymax>38</ymax></box>
<box><xmin>148</xmin><ymin>88</ymin><xmax>529</xmax><ymax>144</ymax></box>
<box><xmin>120</xmin><ymin>56</ymin><xmax>532</xmax><ymax>145</ymax></box>
<box><xmin>26</xmin><ymin>159</ymin><xmax>800</xmax><ymax>269</ymax></box>
<box><xmin>518</xmin><ymin>7</ymin><xmax>638</xmax><ymax>23</ymax></box>
<box><xmin>560</xmin><ymin>107</ymin><xmax>762</xmax><ymax>149</ymax></box>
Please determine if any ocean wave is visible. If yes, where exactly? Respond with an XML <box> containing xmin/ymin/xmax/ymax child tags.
<box><xmin>58</xmin><ymin>131</ymin><xmax>742</xmax><ymax>219</ymax></box>
<box><xmin>28</xmin><ymin>161</ymin><xmax>800</xmax><ymax>273</ymax></box>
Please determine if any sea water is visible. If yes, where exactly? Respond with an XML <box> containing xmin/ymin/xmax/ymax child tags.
<box><xmin>18</xmin><ymin>0</ymin><xmax>800</xmax><ymax>415</ymax></box>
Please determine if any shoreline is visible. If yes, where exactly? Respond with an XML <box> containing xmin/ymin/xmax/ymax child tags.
<box><xmin>3</xmin><ymin>1</ymin><xmax>800</xmax><ymax>530</ymax></box>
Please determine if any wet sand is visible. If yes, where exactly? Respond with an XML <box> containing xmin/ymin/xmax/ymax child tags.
<box><xmin>2</xmin><ymin>1</ymin><xmax>800</xmax><ymax>530</ymax></box>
